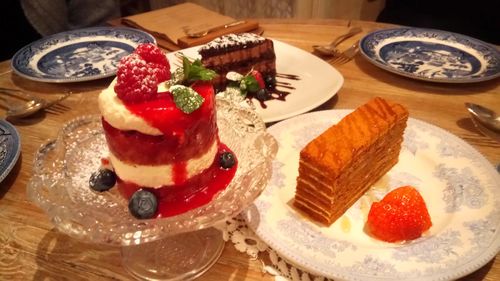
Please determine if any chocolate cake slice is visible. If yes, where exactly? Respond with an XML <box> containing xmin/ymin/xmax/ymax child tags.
<box><xmin>199</xmin><ymin>33</ymin><xmax>276</xmax><ymax>90</ymax></box>
<box><xmin>294</xmin><ymin>97</ymin><xmax>409</xmax><ymax>225</ymax></box>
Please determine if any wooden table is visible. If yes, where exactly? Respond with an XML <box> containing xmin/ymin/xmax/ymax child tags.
<box><xmin>0</xmin><ymin>19</ymin><xmax>498</xmax><ymax>281</ymax></box>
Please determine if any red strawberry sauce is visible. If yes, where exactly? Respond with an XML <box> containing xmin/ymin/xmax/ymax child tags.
<box><xmin>116</xmin><ymin>144</ymin><xmax>237</xmax><ymax>218</ymax></box>
<box><xmin>102</xmin><ymin>82</ymin><xmax>217</xmax><ymax>165</ymax></box>
<box><xmin>103</xmin><ymin>81</ymin><xmax>238</xmax><ymax>217</ymax></box>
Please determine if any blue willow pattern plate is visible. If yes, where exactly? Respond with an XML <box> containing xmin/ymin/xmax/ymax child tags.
<box><xmin>359</xmin><ymin>28</ymin><xmax>500</xmax><ymax>83</ymax></box>
<box><xmin>0</xmin><ymin>120</ymin><xmax>21</xmax><ymax>183</ymax></box>
<box><xmin>243</xmin><ymin>110</ymin><xmax>500</xmax><ymax>281</ymax></box>
<box><xmin>11</xmin><ymin>27</ymin><xmax>155</xmax><ymax>83</ymax></box>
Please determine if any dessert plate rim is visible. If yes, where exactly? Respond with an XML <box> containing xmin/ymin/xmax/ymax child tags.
<box><xmin>168</xmin><ymin>38</ymin><xmax>344</xmax><ymax>123</ymax></box>
<box><xmin>243</xmin><ymin>109</ymin><xmax>500</xmax><ymax>281</ymax></box>
<box><xmin>359</xmin><ymin>27</ymin><xmax>500</xmax><ymax>83</ymax></box>
<box><xmin>0</xmin><ymin>119</ymin><xmax>21</xmax><ymax>183</ymax></box>
<box><xmin>11</xmin><ymin>26</ymin><xmax>156</xmax><ymax>83</ymax></box>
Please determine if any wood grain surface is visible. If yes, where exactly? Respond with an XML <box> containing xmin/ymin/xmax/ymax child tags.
<box><xmin>0</xmin><ymin>19</ymin><xmax>498</xmax><ymax>281</ymax></box>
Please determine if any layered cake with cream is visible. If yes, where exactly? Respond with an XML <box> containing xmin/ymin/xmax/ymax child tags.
<box><xmin>92</xmin><ymin>43</ymin><xmax>237</xmax><ymax>219</ymax></box>
<box><xmin>294</xmin><ymin>97</ymin><xmax>409</xmax><ymax>225</ymax></box>
<box><xmin>199</xmin><ymin>33</ymin><xmax>276</xmax><ymax>91</ymax></box>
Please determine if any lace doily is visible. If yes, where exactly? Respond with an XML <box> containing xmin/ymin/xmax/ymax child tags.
<box><xmin>220</xmin><ymin>215</ymin><xmax>333</xmax><ymax>281</ymax></box>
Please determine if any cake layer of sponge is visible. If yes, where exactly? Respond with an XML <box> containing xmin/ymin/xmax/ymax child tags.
<box><xmin>109</xmin><ymin>139</ymin><xmax>218</xmax><ymax>188</ymax></box>
<box><xmin>294</xmin><ymin>97</ymin><xmax>409</xmax><ymax>225</ymax></box>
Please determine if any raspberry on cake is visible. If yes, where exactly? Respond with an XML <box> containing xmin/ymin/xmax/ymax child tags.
<box><xmin>95</xmin><ymin>43</ymin><xmax>237</xmax><ymax>219</ymax></box>
<box><xmin>114</xmin><ymin>45</ymin><xmax>170</xmax><ymax>103</ymax></box>
<box><xmin>294</xmin><ymin>97</ymin><xmax>409</xmax><ymax>226</ymax></box>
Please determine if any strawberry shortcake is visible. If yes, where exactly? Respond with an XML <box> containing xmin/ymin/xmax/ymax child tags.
<box><xmin>90</xmin><ymin>44</ymin><xmax>237</xmax><ymax>219</ymax></box>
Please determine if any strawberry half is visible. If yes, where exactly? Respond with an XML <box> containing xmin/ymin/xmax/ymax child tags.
<box><xmin>250</xmin><ymin>70</ymin><xmax>265</xmax><ymax>89</ymax></box>
<box><xmin>366</xmin><ymin>186</ymin><xmax>432</xmax><ymax>243</ymax></box>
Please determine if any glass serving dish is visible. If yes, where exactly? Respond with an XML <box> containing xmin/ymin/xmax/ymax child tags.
<box><xmin>27</xmin><ymin>97</ymin><xmax>278</xmax><ymax>280</ymax></box>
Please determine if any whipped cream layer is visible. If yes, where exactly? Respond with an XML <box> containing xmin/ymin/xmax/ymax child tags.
<box><xmin>110</xmin><ymin>140</ymin><xmax>218</xmax><ymax>187</ymax></box>
<box><xmin>98</xmin><ymin>79</ymin><xmax>165</xmax><ymax>136</ymax></box>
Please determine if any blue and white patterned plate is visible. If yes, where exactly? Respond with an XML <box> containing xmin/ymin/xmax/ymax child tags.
<box><xmin>11</xmin><ymin>27</ymin><xmax>156</xmax><ymax>83</ymax></box>
<box><xmin>0</xmin><ymin>120</ymin><xmax>21</xmax><ymax>183</ymax></box>
<box><xmin>243</xmin><ymin>110</ymin><xmax>500</xmax><ymax>281</ymax></box>
<box><xmin>359</xmin><ymin>28</ymin><xmax>500</xmax><ymax>83</ymax></box>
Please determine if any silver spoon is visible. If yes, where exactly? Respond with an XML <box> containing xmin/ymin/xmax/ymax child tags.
<box><xmin>6</xmin><ymin>93</ymin><xmax>70</xmax><ymax>119</ymax></box>
<box><xmin>313</xmin><ymin>26</ymin><xmax>362</xmax><ymax>56</ymax></box>
<box><xmin>465</xmin><ymin>103</ymin><xmax>500</xmax><ymax>133</ymax></box>
<box><xmin>7</xmin><ymin>99</ymin><xmax>44</xmax><ymax>118</ymax></box>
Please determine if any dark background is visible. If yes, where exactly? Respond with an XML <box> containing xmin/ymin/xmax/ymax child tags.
<box><xmin>1</xmin><ymin>0</ymin><xmax>498</xmax><ymax>61</ymax></box>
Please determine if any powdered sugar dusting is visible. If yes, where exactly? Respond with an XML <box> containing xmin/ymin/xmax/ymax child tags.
<box><xmin>200</xmin><ymin>33</ymin><xmax>265</xmax><ymax>51</ymax></box>
<box><xmin>64</xmin><ymin>132</ymin><xmax>122</xmax><ymax>207</ymax></box>
<box><xmin>114</xmin><ymin>48</ymin><xmax>170</xmax><ymax>103</ymax></box>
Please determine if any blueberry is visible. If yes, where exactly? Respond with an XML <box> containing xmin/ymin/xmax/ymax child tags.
<box><xmin>128</xmin><ymin>189</ymin><xmax>158</xmax><ymax>219</ymax></box>
<box><xmin>264</xmin><ymin>75</ymin><xmax>276</xmax><ymax>89</ymax></box>
<box><xmin>255</xmin><ymin>88</ymin><xmax>270</xmax><ymax>102</ymax></box>
<box><xmin>219</xmin><ymin>151</ymin><xmax>236</xmax><ymax>169</ymax></box>
<box><xmin>89</xmin><ymin>169</ymin><xmax>116</xmax><ymax>192</ymax></box>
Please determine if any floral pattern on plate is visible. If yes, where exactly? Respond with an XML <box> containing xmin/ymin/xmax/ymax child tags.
<box><xmin>359</xmin><ymin>27</ymin><xmax>500</xmax><ymax>83</ymax></box>
<box><xmin>243</xmin><ymin>109</ymin><xmax>500</xmax><ymax>281</ymax></box>
<box><xmin>0</xmin><ymin>120</ymin><xmax>21</xmax><ymax>183</ymax></box>
<box><xmin>11</xmin><ymin>27</ymin><xmax>155</xmax><ymax>83</ymax></box>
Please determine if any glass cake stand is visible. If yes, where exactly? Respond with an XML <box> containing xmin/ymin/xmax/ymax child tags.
<box><xmin>26</xmin><ymin>97</ymin><xmax>278</xmax><ymax>280</ymax></box>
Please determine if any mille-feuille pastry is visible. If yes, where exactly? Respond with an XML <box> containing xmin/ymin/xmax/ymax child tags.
<box><xmin>294</xmin><ymin>97</ymin><xmax>409</xmax><ymax>225</ymax></box>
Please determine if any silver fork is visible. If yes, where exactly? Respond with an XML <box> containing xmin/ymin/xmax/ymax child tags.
<box><xmin>312</xmin><ymin>26</ymin><xmax>362</xmax><ymax>56</ymax></box>
<box><xmin>0</xmin><ymin>88</ymin><xmax>71</xmax><ymax>118</ymax></box>
<box><xmin>329</xmin><ymin>40</ymin><xmax>360</xmax><ymax>65</ymax></box>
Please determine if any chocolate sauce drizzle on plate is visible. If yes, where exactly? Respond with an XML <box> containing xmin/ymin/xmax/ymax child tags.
<box><xmin>249</xmin><ymin>73</ymin><xmax>300</xmax><ymax>109</ymax></box>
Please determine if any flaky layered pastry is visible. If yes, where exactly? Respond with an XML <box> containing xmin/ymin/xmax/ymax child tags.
<box><xmin>294</xmin><ymin>97</ymin><xmax>409</xmax><ymax>225</ymax></box>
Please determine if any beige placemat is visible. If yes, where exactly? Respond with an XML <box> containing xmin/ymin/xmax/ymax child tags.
<box><xmin>122</xmin><ymin>3</ymin><xmax>235</xmax><ymax>45</ymax></box>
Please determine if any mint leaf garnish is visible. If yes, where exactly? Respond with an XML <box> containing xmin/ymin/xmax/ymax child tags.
<box><xmin>170</xmin><ymin>85</ymin><xmax>204</xmax><ymax>114</ymax></box>
<box><xmin>182</xmin><ymin>57</ymin><xmax>217</xmax><ymax>84</ymax></box>
<box><xmin>241</xmin><ymin>75</ymin><xmax>260</xmax><ymax>93</ymax></box>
